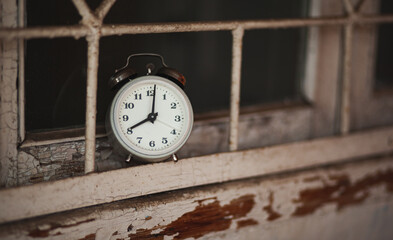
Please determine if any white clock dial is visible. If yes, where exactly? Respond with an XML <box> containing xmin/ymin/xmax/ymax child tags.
<box><xmin>109</xmin><ymin>76</ymin><xmax>193</xmax><ymax>162</ymax></box>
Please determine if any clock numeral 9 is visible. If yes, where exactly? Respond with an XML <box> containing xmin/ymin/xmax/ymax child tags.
<box><xmin>127</xmin><ymin>127</ymin><xmax>133</xmax><ymax>135</ymax></box>
<box><xmin>162</xmin><ymin>137</ymin><xmax>168</xmax><ymax>144</ymax></box>
<box><xmin>149</xmin><ymin>141</ymin><xmax>155</xmax><ymax>147</ymax></box>
<box><xmin>123</xmin><ymin>115</ymin><xmax>129</xmax><ymax>121</ymax></box>
<box><xmin>124</xmin><ymin>102</ymin><xmax>134</xmax><ymax>109</ymax></box>
<box><xmin>174</xmin><ymin>115</ymin><xmax>181</xmax><ymax>122</ymax></box>
<box><xmin>171</xmin><ymin>102</ymin><xmax>177</xmax><ymax>109</ymax></box>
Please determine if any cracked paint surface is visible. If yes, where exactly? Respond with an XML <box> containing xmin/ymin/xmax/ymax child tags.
<box><xmin>0</xmin><ymin>0</ymin><xmax>18</xmax><ymax>187</ymax></box>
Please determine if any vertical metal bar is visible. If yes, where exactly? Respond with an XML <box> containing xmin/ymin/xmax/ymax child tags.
<box><xmin>18</xmin><ymin>0</ymin><xmax>25</xmax><ymax>142</ymax></box>
<box><xmin>340</xmin><ymin>23</ymin><xmax>353</xmax><ymax>135</ymax></box>
<box><xmin>229</xmin><ymin>27</ymin><xmax>244</xmax><ymax>151</ymax></box>
<box><xmin>84</xmin><ymin>32</ymin><xmax>100</xmax><ymax>173</ymax></box>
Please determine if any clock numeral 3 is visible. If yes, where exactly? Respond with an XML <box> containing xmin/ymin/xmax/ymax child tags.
<box><xmin>174</xmin><ymin>115</ymin><xmax>181</xmax><ymax>122</ymax></box>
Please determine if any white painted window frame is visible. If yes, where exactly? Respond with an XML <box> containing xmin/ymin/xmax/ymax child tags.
<box><xmin>0</xmin><ymin>0</ymin><xmax>393</xmax><ymax>224</ymax></box>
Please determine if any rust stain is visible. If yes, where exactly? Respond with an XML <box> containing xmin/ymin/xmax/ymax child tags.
<box><xmin>263</xmin><ymin>192</ymin><xmax>282</xmax><ymax>221</ymax></box>
<box><xmin>303</xmin><ymin>175</ymin><xmax>322</xmax><ymax>182</ymax></box>
<box><xmin>28</xmin><ymin>218</ymin><xmax>95</xmax><ymax>238</ymax></box>
<box><xmin>128</xmin><ymin>194</ymin><xmax>255</xmax><ymax>240</ymax></box>
<box><xmin>236</xmin><ymin>219</ymin><xmax>258</xmax><ymax>229</ymax></box>
<box><xmin>145</xmin><ymin>216</ymin><xmax>152</xmax><ymax>220</ymax></box>
<box><xmin>78</xmin><ymin>233</ymin><xmax>96</xmax><ymax>240</ymax></box>
<box><xmin>292</xmin><ymin>169</ymin><xmax>393</xmax><ymax>217</ymax></box>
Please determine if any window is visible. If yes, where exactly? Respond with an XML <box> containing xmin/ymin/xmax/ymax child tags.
<box><xmin>1</xmin><ymin>0</ymin><xmax>393</xmax><ymax>224</ymax></box>
<box><xmin>25</xmin><ymin>0</ymin><xmax>308</xmax><ymax>132</ymax></box>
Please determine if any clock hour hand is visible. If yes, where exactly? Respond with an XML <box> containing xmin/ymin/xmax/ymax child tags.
<box><xmin>130</xmin><ymin>112</ymin><xmax>158</xmax><ymax>130</ymax></box>
<box><xmin>129</xmin><ymin>118</ymin><xmax>149</xmax><ymax>130</ymax></box>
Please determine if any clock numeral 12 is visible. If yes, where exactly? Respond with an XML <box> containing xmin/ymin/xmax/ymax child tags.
<box><xmin>147</xmin><ymin>90</ymin><xmax>154</xmax><ymax>96</ymax></box>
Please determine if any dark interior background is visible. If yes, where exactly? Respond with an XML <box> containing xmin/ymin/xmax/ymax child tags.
<box><xmin>26</xmin><ymin>0</ymin><xmax>309</xmax><ymax>131</ymax></box>
<box><xmin>375</xmin><ymin>0</ymin><xmax>393</xmax><ymax>90</ymax></box>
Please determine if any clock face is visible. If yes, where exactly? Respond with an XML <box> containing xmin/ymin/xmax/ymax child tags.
<box><xmin>109</xmin><ymin>76</ymin><xmax>193</xmax><ymax>161</ymax></box>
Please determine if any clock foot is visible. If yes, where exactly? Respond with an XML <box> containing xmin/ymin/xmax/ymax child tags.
<box><xmin>172</xmin><ymin>154</ymin><xmax>178</xmax><ymax>162</ymax></box>
<box><xmin>125</xmin><ymin>154</ymin><xmax>132</xmax><ymax>163</ymax></box>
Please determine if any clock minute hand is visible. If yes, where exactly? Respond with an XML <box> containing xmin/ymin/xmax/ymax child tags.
<box><xmin>151</xmin><ymin>84</ymin><xmax>156</xmax><ymax>114</ymax></box>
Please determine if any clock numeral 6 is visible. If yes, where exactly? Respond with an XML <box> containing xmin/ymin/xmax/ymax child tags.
<box><xmin>127</xmin><ymin>127</ymin><xmax>133</xmax><ymax>135</ymax></box>
<box><xmin>149</xmin><ymin>141</ymin><xmax>155</xmax><ymax>147</ymax></box>
<box><xmin>123</xmin><ymin>115</ymin><xmax>129</xmax><ymax>121</ymax></box>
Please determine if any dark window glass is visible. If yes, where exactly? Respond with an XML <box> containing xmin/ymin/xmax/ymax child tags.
<box><xmin>375</xmin><ymin>0</ymin><xmax>393</xmax><ymax>90</ymax></box>
<box><xmin>25</xmin><ymin>0</ymin><xmax>308</xmax><ymax>132</ymax></box>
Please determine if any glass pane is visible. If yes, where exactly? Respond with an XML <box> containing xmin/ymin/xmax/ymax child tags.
<box><xmin>375</xmin><ymin>0</ymin><xmax>393</xmax><ymax>90</ymax></box>
<box><xmin>25</xmin><ymin>39</ymin><xmax>87</xmax><ymax>131</ymax></box>
<box><xmin>241</xmin><ymin>28</ymin><xmax>305</xmax><ymax>107</ymax></box>
<box><xmin>106</xmin><ymin>0</ymin><xmax>308</xmax><ymax>24</ymax></box>
<box><xmin>25</xmin><ymin>0</ymin><xmax>308</xmax><ymax>132</ymax></box>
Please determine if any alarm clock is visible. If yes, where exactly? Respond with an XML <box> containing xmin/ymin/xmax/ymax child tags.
<box><xmin>106</xmin><ymin>53</ymin><xmax>193</xmax><ymax>163</ymax></box>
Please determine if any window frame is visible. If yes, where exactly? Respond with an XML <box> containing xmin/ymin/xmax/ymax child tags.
<box><xmin>1</xmin><ymin>0</ymin><xmax>393</xmax><ymax>224</ymax></box>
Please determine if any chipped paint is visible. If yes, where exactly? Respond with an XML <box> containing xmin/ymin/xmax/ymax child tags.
<box><xmin>263</xmin><ymin>192</ymin><xmax>282</xmax><ymax>221</ymax></box>
<box><xmin>28</xmin><ymin>219</ymin><xmax>95</xmax><ymax>238</ymax></box>
<box><xmin>128</xmin><ymin>194</ymin><xmax>255</xmax><ymax>239</ymax></box>
<box><xmin>292</xmin><ymin>169</ymin><xmax>393</xmax><ymax>216</ymax></box>
<box><xmin>236</xmin><ymin>219</ymin><xmax>258</xmax><ymax>229</ymax></box>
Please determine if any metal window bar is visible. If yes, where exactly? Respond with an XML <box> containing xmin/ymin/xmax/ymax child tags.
<box><xmin>1</xmin><ymin>0</ymin><xmax>393</xmax><ymax>173</ymax></box>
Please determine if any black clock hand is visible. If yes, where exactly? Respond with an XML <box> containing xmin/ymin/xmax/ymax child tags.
<box><xmin>130</xmin><ymin>112</ymin><xmax>158</xmax><ymax>130</ymax></box>
<box><xmin>130</xmin><ymin>117</ymin><xmax>150</xmax><ymax>130</ymax></box>
<box><xmin>151</xmin><ymin>84</ymin><xmax>156</xmax><ymax>114</ymax></box>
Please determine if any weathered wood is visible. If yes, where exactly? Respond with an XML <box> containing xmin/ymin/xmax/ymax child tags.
<box><xmin>0</xmin><ymin>0</ymin><xmax>18</xmax><ymax>187</ymax></box>
<box><xmin>0</xmin><ymin>125</ymin><xmax>392</xmax><ymax>224</ymax></box>
<box><xmin>310</xmin><ymin>0</ymin><xmax>342</xmax><ymax>137</ymax></box>
<box><xmin>0</xmin><ymin>156</ymin><xmax>392</xmax><ymax>239</ymax></box>
<box><xmin>15</xmin><ymin>104</ymin><xmax>312</xmax><ymax>186</ymax></box>
<box><xmin>351</xmin><ymin>0</ymin><xmax>393</xmax><ymax>131</ymax></box>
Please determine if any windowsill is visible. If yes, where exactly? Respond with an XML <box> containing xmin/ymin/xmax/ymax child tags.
<box><xmin>20</xmin><ymin>100</ymin><xmax>309</xmax><ymax>148</ymax></box>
